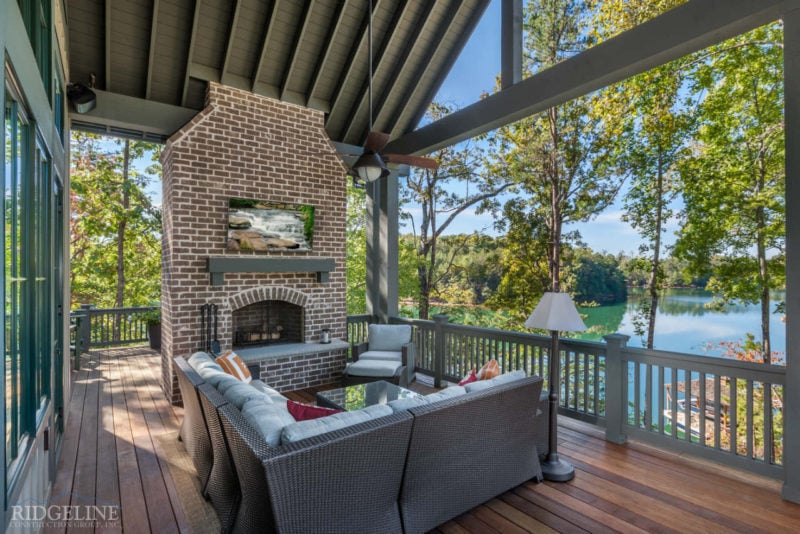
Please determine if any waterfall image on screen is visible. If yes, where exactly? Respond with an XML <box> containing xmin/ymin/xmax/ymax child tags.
<box><xmin>227</xmin><ymin>198</ymin><xmax>315</xmax><ymax>252</ymax></box>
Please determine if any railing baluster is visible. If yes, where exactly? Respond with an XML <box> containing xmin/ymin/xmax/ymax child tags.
<box><xmin>729</xmin><ymin>377</ymin><xmax>738</xmax><ymax>455</ymax></box>
<box><xmin>746</xmin><ymin>379</ymin><xmax>754</xmax><ymax>459</ymax></box>
<box><xmin>699</xmin><ymin>372</ymin><xmax>707</xmax><ymax>445</ymax></box>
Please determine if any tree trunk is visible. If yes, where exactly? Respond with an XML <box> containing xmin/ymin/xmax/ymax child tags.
<box><xmin>418</xmin><ymin>263</ymin><xmax>431</xmax><ymax>320</ymax></box>
<box><xmin>755</xmin><ymin>158</ymin><xmax>770</xmax><ymax>363</ymax></box>
<box><xmin>114</xmin><ymin>140</ymin><xmax>131</xmax><ymax>339</ymax></box>
<box><xmin>646</xmin><ymin>151</ymin><xmax>665</xmax><ymax>349</ymax></box>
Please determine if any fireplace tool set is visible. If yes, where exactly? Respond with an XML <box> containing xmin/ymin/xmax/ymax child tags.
<box><xmin>200</xmin><ymin>303</ymin><xmax>221</xmax><ymax>355</ymax></box>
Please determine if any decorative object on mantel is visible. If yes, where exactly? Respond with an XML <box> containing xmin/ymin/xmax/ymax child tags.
<box><xmin>320</xmin><ymin>328</ymin><xmax>331</xmax><ymax>344</ymax></box>
<box><xmin>524</xmin><ymin>292</ymin><xmax>586</xmax><ymax>482</ymax></box>
<box><xmin>206</xmin><ymin>257</ymin><xmax>335</xmax><ymax>286</ymax></box>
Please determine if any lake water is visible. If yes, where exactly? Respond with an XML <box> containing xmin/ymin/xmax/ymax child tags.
<box><xmin>572</xmin><ymin>288</ymin><xmax>786</xmax><ymax>358</ymax></box>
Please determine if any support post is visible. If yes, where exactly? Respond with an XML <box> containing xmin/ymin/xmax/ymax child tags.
<box><xmin>783</xmin><ymin>6</ymin><xmax>800</xmax><ymax>504</ymax></box>
<box><xmin>603</xmin><ymin>333</ymin><xmax>629</xmax><ymax>444</ymax></box>
<box><xmin>365</xmin><ymin>175</ymin><xmax>399</xmax><ymax>323</ymax></box>
<box><xmin>501</xmin><ymin>0</ymin><xmax>523</xmax><ymax>89</ymax></box>
<box><xmin>79</xmin><ymin>304</ymin><xmax>93</xmax><ymax>354</ymax></box>
<box><xmin>433</xmin><ymin>314</ymin><xmax>449</xmax><ymax>388</ymax></box>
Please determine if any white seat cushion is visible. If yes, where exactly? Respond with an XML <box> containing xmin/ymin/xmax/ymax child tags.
<box><xmin>359</xmin><ymin>350</ymin><xmax>402</xmax><ymax>362</ymax></box>
<box><xmin>346</xmin><ymin>359</ymin><xmax>402</xmax><ymax>377</ymax></box>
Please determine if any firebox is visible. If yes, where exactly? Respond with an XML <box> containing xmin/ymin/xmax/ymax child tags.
<box><xmin>232</xmin><ymin>300</ymin><xmax>304</xmax><ymax>348</ymax></box>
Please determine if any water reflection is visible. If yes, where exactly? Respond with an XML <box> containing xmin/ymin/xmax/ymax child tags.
<box><xmin>572</xmin><ymin>288</ymin><xmax>786</xmax><ymax>357</ymax></box>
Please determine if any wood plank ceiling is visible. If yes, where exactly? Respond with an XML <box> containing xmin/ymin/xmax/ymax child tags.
<box><xmin>67</xmin><ymin>0</ymin><xmax>490</xmax><ymax>146</ymax></box>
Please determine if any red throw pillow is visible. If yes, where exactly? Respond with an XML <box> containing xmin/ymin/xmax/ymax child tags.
<box><xmin>287</xmin><ymin>399</ymin><xmax>344</xmax><ymax>421</ymax></box>
<box><xmin>458</xmin><ymin>368</ymin><xmax>477</xmax><ymax>386</ymax></box>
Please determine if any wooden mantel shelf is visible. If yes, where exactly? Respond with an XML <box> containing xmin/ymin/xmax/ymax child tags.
<box><xmin>206</xmin><ymin>257</ymin><xmax>335</xmax><ymax>286</ymax></box>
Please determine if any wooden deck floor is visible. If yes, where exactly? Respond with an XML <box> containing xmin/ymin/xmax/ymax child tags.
<box><xmin>51</xmin><ymin>347</ymin><xmax>800</xmax><ymax>533</ymax></box>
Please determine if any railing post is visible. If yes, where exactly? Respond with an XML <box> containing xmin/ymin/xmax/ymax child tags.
<box><xmin>79</xmin><ymin>304</ymin><xmax>93</xmax><ymax>352</ymax></box>
<box><xmin>603</xmin><ymin>333</ymin><xmax>629</xmax><ymax>444</ymax></box>
<box><xmin>433</xmin><ymin>314</ymin><xmax>449</xmax><ymax>388</ymax></box>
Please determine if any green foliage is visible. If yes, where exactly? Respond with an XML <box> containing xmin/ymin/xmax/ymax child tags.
<box><xmin>70</xmin><ymin>132</ymin><xmax>161</xmax><ymax>308</ymax></box>
<box><xmin>134</xmin><ymin>306</ymin><xmax>161</xmax><ymax>325</ymax></box>
<box><xmin>345</xmin><ymin>178</ymin><xmax>367</xmax><ymax>314</ymax></box>
<box><xmin>562</xmin><ymin>248</ymin><xmax>627</xmax><ymax>305</ymax></box>
<box><xmin>674</xmin><ymin>22</ymin><xmax>785</xmax><ymax>360</ymax></box>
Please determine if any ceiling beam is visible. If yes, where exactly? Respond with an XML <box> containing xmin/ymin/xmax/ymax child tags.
<box><xmin>500</xmin><ymin>0</ymin><xmax>522</xmax><ymax>89</ymax></box>
<box><xmin>220</xmin><ymin>0</ymin><xmax>242</xmax><ymax>85</ymax></box>
<box><xmin>326</xmin><ymin>0</ymin><xmax>387</xmax><ymax>131</ymax></box>
<box><xmin>181</xmin><ymin>0</ymin><xmax>203</xmax><ymax>106</ymax></box>
<box><xmin>386</xmin><ymin>0</ymin><xmax>467</xmax><ymax>140</ymax></box>
<box><xmin>399</xmin><ymin>0</ymin><xmax>490</xmax><ymax>138</ymax></box>
<box><xmin>340</xmin><ymin>0</ymin><xmax>410</xmax><ymax>143</ymax></box>
<box><xmin>280</xmin><ymin>0</ymin><xmax>314</xmax><ymax>101</ymax></box>
<box><xmin>385</xmin><ymin>0</ymin><xmax>791</xmax><ymax>156</ymax></box>
<box><xmin>252</xmin><ymin>0</ymin><xmax>282</xmax><ymax>90</ymax></box>
<box><xmin>71</xmin><ymin>89</ymin><xmax>198</xmax><ymax>139</ymax></box>
<box><xmin>367</xmin><ymin>1</ymin><xmax>436</xmax><ymax>136</ymax></box>
<box><xmin>306</xmin><ymin>0</ymin><xmax>352</xmax><ymax>106</ymax></box>
<box><xmin>145</xmin><ymin>0</ymin><xmax>160</xmax><ymax>99</ymax></box>
<box><xmin>105</xmin><ymin>0</ymin><xmax>111</xmax><ymax>90</ymax></box>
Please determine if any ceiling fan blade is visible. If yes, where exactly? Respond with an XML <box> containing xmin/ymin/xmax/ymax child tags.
<box><xmin>383</xmin><ymin>153</ymin><xmax>438</xmax><ymax>170</ymax></box>
<box><xmin>365</xmin><ymin>131</ymin><xmax>390</xmax><ymax>153</ymax></box>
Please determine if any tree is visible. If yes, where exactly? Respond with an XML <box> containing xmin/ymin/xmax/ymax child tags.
<box><xmin>345</xmin><ymin>178</ymin><xmax>367</xmax><ymax>314</ymax></box>
<box><xmin>675</xmin><ymin>22</ymin><xmax>785</xmax><ymax>363</ymax></box>
<box><xmin>70</xmin><ymin>133</ymin><xmax>161</xmax><ymax>308</ymax></box>
<box><xmin>590</xmin><ymin>0</ymin><xmax>692</xmax><ymax>348</ymax></box>
<box><xmin>491</xmin><ymin>0</ymin><xmax>622</xmax><ymax>308</ymax></box>
<box><xmin>402</xmin><ymin>102</ymin><xmax>511</xmax><ymax>319</ymax></box>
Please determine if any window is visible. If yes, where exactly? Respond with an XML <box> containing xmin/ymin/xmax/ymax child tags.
<box><xmin>17</xmin><ymin>0</ymin><xmax>51</xmax><ymax>98</ymax></box>
<box><xmin>4</xmin><ymin>92</ymin><xmax>29</xmax><ymax>471</ymax></box>
<box><xmin>3</xmin><ymin>71</ymin><xmax>55</xmax><ymax>486</ymax></box>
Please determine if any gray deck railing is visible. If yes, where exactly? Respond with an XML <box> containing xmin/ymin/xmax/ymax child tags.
<box><xmin>71</xmin><ymin>304</ymin><xmax>159</xmax><ymax>351</ymax></box>
<box><xmin>346</xmin><ymin>314</ymin><xmax>787</xmax><ymax>478</ymax></box>
<box><xmin>606</xmin><ymin>335</ymin><xmax>785</xmax><ymax>478</ymax></box>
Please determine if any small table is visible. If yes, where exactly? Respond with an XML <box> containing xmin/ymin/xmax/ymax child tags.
<box><xmin>316</xmin><ymin>380</ymin><xmax>421</xmax><ymax>411</ymax></box>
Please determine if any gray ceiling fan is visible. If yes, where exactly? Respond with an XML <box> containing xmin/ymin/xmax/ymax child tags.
<box><xmin>348</xmin><ymin>0</ymin><xmax>438</xmax><ymax>183</ymax></box>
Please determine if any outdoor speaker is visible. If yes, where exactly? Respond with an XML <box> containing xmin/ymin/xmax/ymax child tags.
<box><xmin>67</xmin><ymin>83</ymin><xmax>97</xmax><ymax>114</ymax></box>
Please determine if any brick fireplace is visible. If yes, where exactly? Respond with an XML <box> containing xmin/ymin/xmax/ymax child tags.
<box><xmin>161</xmin><ymin>83</ymin><xmax>348</xmax><ymax>403</ymax></box>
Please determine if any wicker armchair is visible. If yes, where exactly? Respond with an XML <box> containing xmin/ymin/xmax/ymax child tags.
<box><xmin>343</xmin><ymin>324</ymin><xmax>415</xmax><ymax>387</ymax></box>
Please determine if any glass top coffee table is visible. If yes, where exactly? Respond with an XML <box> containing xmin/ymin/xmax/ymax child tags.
<box><xmin>316</xmin><ymin>380</ymin><xmax>421</xmax><ymax>411</ymax></box>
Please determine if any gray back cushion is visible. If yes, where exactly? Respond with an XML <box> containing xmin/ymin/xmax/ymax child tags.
<box><xmin>368</xmin><ymin>324</ymin><xmax>412</xmax><ymax>352</ymax></box>
<box><xmin>241</xmin><ymin>398</ymin><xmax>296</xmax><ymax>447</ymax></box>
<box><xmin>464</xmin><ymin>370</ymin><xmax>527</xmax><ymax>393</ymax></box>
<box><xmin>188</xmin><ymin>352</ymin><xmax>222</xmax><ymax>374</ymax></box>
<box><xmin>281</xmin><ymin>404</ymin><xmax>393</xmax><ymax>444</ymax></box>
<box><xmin>224</xmin><ymin>383</ymin><xmax>271</xmax><ymax>410</ymax></box>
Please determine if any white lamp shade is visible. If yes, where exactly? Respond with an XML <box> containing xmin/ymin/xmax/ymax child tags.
<box><xmin>524</xmin><ymin>292</ymin><xmax>587</xmax><ymax>332</ymax></box>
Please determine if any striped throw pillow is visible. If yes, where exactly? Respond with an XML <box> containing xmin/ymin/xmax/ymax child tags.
<box><xmin>216</xmin><ymin>350</ymin><xmax>252</xmax><ymax>383</ymax></box>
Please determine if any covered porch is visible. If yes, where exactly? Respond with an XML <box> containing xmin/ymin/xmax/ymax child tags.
<box><xmin>52</xmin><ymin>346</ymin><xmax>800</xmax><ymax>533</ymax></box>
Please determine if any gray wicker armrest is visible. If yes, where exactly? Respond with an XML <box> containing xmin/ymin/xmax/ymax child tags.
<box><xmin>401</xmin><ymin>342</ymin><xmax>415</xmax><ymax>384</ymax></box>
<box><xmin>174</xmin><ymin>357</ymin><xmax>214</xmax><ymax>495</ymax></box>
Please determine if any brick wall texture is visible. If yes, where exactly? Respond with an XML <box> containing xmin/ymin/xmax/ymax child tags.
<box><xmin>161</xmin><ymin>83</ymin><xmax>348</xmax><ymax>401</ymax></box>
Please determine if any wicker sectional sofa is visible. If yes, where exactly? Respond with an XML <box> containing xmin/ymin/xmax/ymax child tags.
<box><xmin>175</xmin><ymin>353</ymin><xmax>546</xmax><ymax>534</ymax></box>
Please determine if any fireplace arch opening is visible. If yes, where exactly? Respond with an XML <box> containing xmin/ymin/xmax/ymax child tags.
<box><xmin>232</xmin><ymin>300</ymin><xmax>304</xmax><ymax>349</ymax></box>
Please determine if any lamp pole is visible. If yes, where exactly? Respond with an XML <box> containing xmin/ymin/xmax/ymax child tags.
<box><xmin>524</xmin><ymin>291</ymin><xmax>585</xmax><ymax>482</ymax></box>
<box><xmin>543</xmin><ymin>328</ymin><xmax>573</xmax><ymax>481</ymax></box>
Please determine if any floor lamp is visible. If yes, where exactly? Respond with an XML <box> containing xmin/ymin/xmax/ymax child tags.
<box><xmin>525</xmin><ymin>292</ymin><xmax>587</xmax><ymax>482</ymax></box>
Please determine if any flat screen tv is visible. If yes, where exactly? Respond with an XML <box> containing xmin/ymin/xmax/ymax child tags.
<box><xmin>227</xmin><ymin>198</ymin><xmax>315</xmax><ymax>252</ymax></box>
